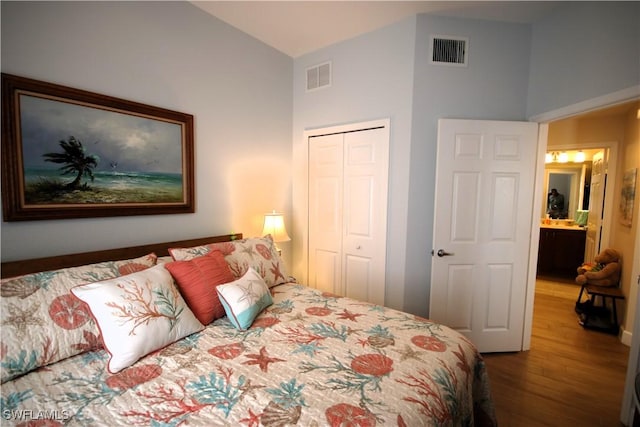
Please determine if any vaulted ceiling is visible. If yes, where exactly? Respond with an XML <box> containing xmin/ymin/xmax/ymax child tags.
<box><xmin>191</xmin><ymin>1</ymin><xmax>562</xmax><ymax>57</ymax></box>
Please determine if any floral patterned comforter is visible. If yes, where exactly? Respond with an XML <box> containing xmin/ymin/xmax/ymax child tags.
<box><xmin>1</xmin><ymin>283</ymin><xmax>496</xmax><ymax>426</ymax></box>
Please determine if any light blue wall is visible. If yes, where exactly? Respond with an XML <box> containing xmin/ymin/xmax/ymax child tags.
<box><xmin>527</xmin><ymin>2</ymin><xmax>640</xmax><ymax>117</ymax></box>
<box><xmin>1</xmin><ymin>1</ymin><xmax>293</xmax><ymax>261</ymax></box>
<box><xmin>293</xmin><ymin>3</ymin><xmax>638</xmax><ymax>317</ymax></box>
<box><xmin>3</xmin><ymin>1</ymin><xmax>638</xmax><ymax>317</ymax></box>
<box><xmin>406</xmin><ymin>15</ymin><xmax>532</xmax><ymax>316</ymax></box>
<box><xmin>292</xmin><ymin>15</ymin><xmax>532</xmax><ymax>316</ymax></box>
<box><xmin>292</xmin><ymin>17</ymin><xmax>417</xmax><ymax>311</ymax></box>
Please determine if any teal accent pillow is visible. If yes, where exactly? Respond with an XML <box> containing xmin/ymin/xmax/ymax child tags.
<box><xmin>216</xmin><ymin>268</ymin><xmax>273</xmax><ymax>330</ymax></box>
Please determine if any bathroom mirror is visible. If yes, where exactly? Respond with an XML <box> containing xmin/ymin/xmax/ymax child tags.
<box><xmin>542</xmin><ymin>162</ymin><xmax>591</xmax><ymax>220</ymax></box>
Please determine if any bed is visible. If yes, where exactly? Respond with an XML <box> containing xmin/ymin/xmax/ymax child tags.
<box><xmin>1</xmin><ymin>233</ymin><xmax>496</xmax><ymax>426</ymax></box>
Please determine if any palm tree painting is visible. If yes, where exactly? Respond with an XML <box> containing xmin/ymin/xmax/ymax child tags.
<box><xmin>16</xmin><ymin>92</ymin><xmax>191</xmax><ymax>208</ymax></box>
<box><xmin>2</xmin><ymin>73</ymin><xmax>194</xmax><ymax>221</ymax></box>
<box><xmin>42</xmin><ymin>136</ymin><xmax>99</xmax><ymax>190</ymax></box>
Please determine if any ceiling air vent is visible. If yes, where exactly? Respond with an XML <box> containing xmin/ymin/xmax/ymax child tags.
<box><xmin>430</xmin><ymin>35</ymin><xmax>468</xmax><ymax>67</ymax></box>
<box><xmin>306</xmin><ymin>61</ymin><xmax>331</xmax><ymax>91</ymax></box>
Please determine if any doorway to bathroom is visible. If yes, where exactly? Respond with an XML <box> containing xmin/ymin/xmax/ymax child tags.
<box><xmin>537</xmin><ymin>145</ymin><xmax>614</xmax><ymax>281</ymax></box>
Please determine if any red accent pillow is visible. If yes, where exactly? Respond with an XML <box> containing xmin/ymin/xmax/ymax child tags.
<box><xmin>165</xmin><ymin>250</ymin><xmax>235</xmax><ymax>324</ymax></box>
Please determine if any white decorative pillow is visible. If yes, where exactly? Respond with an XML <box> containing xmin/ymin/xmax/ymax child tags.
<box><xmin>71</xmin><ymin>264</ymin><xmax>203</xmax><ymax>373</ymax></box>
<box><xmin>170</xmin><ymin>235</ymin><xmax>289</xmax><ymax>288</ymax></box>
<box><xmin>216</xmin><ymin>268</ymin><xmax>273</xmax><ymax>331</ymax></box>
<box><xmin>0</xmin><ymin>253</ymin><xmax>157</xmax><ymax>383</ymax></box>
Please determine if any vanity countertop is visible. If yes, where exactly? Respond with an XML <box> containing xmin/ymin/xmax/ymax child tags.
<box><xmin>540</xmin><ymin>224</ymin><xmax>586</xmax><ymax>231</ymax></box>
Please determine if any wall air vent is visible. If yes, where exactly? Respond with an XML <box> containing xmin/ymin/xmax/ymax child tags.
<box><xmin>306</xmin><ymin>61</ymin><xmax>331</xmax><ymax>91</ymax></box>
<box><xmin>430</xmin><ymin>35</ymin><xmax>468</xmax><ymax>67</ymax></box>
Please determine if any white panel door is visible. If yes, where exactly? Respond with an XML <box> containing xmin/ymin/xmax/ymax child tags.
<box><xmin>585</xmin><ymin>150</ymin><xmax>606</xmax><ymax>263</ymax></box>
<box><xmin>430</xmin><ymin>119</ymin><xmax>538</xmax><ymax>353</ymax></box>
<box><xmin>308</xmin><ymin>134</ymin><xmax>343</xmax><ymax>295</ymax></box>
<box><xmin>342</xmin><ymin>128</ymin><xmax>388</xmax><ymax>305</ymax></box>
<box><xmin>308</xmin><ymin>125</ymin><xmax>389</xmax><ymax>306</ymax></box>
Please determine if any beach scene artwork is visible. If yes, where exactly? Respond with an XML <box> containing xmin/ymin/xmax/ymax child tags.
<box><xmin>19</xmin><ymin>94</ymin><xmax>185</xmax><ymax>206</ymax></box>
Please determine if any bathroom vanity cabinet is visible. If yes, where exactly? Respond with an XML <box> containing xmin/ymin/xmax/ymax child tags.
<box><xmin>537</xmin><ymin>226</ymin><xmax>587</xmax><ymax>278</ymax></box>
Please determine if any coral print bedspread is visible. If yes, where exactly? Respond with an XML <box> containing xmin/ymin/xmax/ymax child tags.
<box><xmin>2</xmin><ymin>282</ymin><xmax>495</xmax><ymax>426</ymax></box>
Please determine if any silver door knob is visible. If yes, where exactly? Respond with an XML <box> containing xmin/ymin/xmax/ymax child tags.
<box><xmin>437</xmin><ymin>249</ymin><xmax>453</xmax><ymax>257</ymax></box>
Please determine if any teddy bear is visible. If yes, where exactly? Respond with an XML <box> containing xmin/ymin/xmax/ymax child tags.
<box><xmin>575</xmin><ymin>248</ymin><xmax>621</xmax><ymax>287</ymax></box>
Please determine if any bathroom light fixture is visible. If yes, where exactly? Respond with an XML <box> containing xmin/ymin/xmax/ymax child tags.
<box><xmin>558</xmin><ymin>152</ymin><xmax>569</xmax><ymax>163</ymax></box>
<box><xmin>546</xmin><ymin>151</ymin><xmax>561</xmax><ymax>163</ymax></box>
<box><xmin>574</xmin><ymin>151</ymin><xmax>585</xmax><ymax>163</ymax></box>
<box><xmin>545</xmin><ymin>152</ymin><xmax>553</xmax><ymax>163</ymax></box>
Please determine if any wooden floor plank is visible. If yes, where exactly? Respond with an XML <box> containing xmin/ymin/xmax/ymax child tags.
<box><xmin>483</xmin><ymin>279</ymin><xmax>630</xmax><ymax>427</ymax></box>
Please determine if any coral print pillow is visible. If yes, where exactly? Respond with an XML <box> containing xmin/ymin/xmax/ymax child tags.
<box><xmin>71</xmin><ymin>264</ymin><xmax>203</xmax><ymax>373</ymax></box>
<box><xmin>169</xmin><ymin>235</ymin><xmax>288</xmax><ymax>288</ymax></box>
<box><xmin>0</xmin><ymin>253</ymin><xmax>157</xmax><ymax>383</ymax></box>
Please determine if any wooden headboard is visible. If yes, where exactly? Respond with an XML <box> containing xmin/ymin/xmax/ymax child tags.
<box><xmin>1</xmin><ymin>233</ymin><xmax>243</xmax><ymax>279</ymax></box>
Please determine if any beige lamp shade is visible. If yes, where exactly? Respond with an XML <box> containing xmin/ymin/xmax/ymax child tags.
<box><xmin>262</xmin><ymin>211</ymin><xmax>291</xmax><ymax>243</ymax></box>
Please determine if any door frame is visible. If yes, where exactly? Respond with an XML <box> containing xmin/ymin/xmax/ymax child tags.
<box><xmin>522</xmin><ymin>86</ymin><xmax>639</xmax><ymax>350</ymax></box>
<box><xmin>620</xmin><ymin>219</ymin><xmax>640</xmax><ymax>424</ymax></box>
<box><xmin>299</xmin><ymin>118</ymin><xmax>390</xmax><ymax>285</ymax></box>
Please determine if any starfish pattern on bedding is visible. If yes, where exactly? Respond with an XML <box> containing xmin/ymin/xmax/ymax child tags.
<box><xmin>393</xmin><ymin>344</ymin><xmax>426</xmax><ymax>362</ymax></box>
<box><xmin>238</xmin><ymin>379</ymin><xmax>265</xmax><ymax>399</ymax></box>
<box><xmin>239</xmin><ymin>408</ymin><xmax>261</xmax><ymax>427</ymax></box>
<box><xmin>287</xmin><ymin>312</ymin><xmax>308</xmax><ymax>322</ymax></box>
<box><xmin>336</xmin><ymin>309</ymin><xmax>364</xmax><ymax>322</ymax></box>
<box><xmin>2</xmin><ymin>302</ymin><xmax>44</xmax><ymax>334</ymax></box>
<box><xmin>242</xmin><ymin>347</ymin><xmax>285</xmax><ymax>372</ymax></box>
<box><xmin>239</xmin><ymin>244</ymin><xmax>256</xmax><ymax>259</ymax></box>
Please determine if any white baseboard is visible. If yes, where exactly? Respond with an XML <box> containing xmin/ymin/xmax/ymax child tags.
<box><xmin>621</xmin><ymin>327</ymin><xmax>632</xmax><ymax>347</ymax></box>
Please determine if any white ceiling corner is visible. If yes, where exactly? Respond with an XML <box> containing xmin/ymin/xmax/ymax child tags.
<box><xmin>190</xmin><ymin>1</ymin><xmax>562</xmax><ymax>58</ymax></box>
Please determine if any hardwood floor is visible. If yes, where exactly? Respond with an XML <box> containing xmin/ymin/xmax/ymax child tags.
<box><xmin>482</xmin><ymin>278</ymin><xmax>630</xmax><ymax>427</ymax></box>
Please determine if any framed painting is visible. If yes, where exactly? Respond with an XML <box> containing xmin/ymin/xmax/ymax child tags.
<box><xmin>620</xmin><ymin>168</ymin><xmax>636</xmax><ymax>227</ymax></box>
<box><xmin>1</xmin><ymin>73</ymin><xmax>194</xmax><ymax>221</ymax></box>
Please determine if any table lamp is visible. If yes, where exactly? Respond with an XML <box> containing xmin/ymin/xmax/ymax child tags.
<box><xmin>262</xmin><ymin>210</ymin><xmax>290</xmax><ymax>255</ymax></box>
